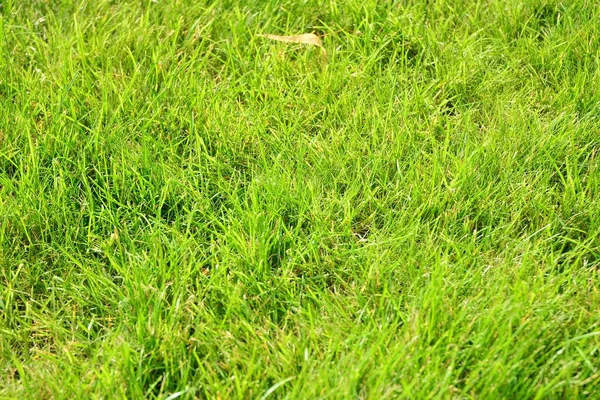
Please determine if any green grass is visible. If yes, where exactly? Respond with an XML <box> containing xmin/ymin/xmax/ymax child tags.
<box><xmin>1</xmin><ymin>0</ymin><xmax>600</xmax><ymax>398</ymax></box>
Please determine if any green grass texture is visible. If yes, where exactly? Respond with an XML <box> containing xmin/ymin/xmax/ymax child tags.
<box><xmin>1</xmin><ymin>0</ymin><xmax>600</xmax><ymax>398</ymax></box>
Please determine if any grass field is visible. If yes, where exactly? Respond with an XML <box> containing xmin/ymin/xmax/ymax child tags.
<box><xmin>1</xmin><ymin>0</ymin><xmax>600</xmax><ymax>398</ymax></box>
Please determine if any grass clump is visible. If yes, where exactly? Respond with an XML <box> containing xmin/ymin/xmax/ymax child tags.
<box><xmin>1</xmin><ymin>0</ymin><xmax>600</xmax><ymax>398</ymax></box>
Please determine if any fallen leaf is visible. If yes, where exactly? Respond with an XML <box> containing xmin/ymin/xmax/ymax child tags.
<box><xmin>259</xmin><ymin>33</ymin><xmax>322</xmax><ymax>46</ymax></box>
<box><xmin>258</xmin><ymin>33</ymin><xmax>326</xmax><ymax>62</ymax></box>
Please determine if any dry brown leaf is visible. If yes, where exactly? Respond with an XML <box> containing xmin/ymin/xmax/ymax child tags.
<box><xmin>259</xmin><ymin>33</ymin><xmax>322</xmax><ymax>46</ymax></box>
<box><xmin>258</xmin><ymin>33</ymin><xmax>327</xmax><ymax>62</ymax></box>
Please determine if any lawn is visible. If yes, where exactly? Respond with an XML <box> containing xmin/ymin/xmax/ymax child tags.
<box><xmin>1</xmin><ymin>0</ymin><xmax>600</xmax><ymax>398</ymax></box>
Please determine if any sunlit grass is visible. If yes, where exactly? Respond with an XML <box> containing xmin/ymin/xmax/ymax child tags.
<box><xmin>1</xmin><ymin>0</ymin><xmax>600</xmax><ymax>398</ymax></box>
